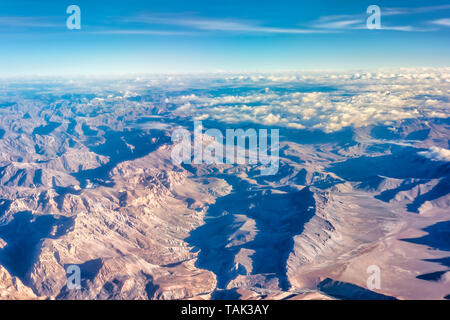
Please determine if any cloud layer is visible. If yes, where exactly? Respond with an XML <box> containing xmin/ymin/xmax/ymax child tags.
<box><xmin>1</xmin><ymin>68</ymin><xmax>448</xmax><ymax>134</ymax></box>
<box><xmin>164</xmin><ymin>68</ymin><xmax>449</xmax><ymax>132</ymax></box>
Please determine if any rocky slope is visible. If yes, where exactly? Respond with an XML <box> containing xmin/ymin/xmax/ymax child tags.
<box><xmin>0</xmin><ymin>73</ymin><xmax>448</xmax><ymax>300</ymax></box>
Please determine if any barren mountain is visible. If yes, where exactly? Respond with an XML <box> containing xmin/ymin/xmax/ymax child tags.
<box><xmin>0</xmin><ymin>70</ymin><xmax>449</xmax><ymax>299</ymax></box>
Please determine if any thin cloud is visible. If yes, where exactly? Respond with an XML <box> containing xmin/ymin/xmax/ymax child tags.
<box><xmin>351</xmin><ymin>25</ymin><xmax>433</xmax><ymax>32</ymax></box>
<box><xmin>91</xmin><ymin>29</ymin><xmax>197</xmax><ymax>36</ymax></box>
<box><xmin>309</xmin><ymin>5</ymin><xmax>449</xmax><ymax>32</ymax></box>
<box><xmin>0</xmin><ymin>16</ymin><xmax>60</xmax><ymax>28</ymax></box>
<box><xmin>311</xmin><ymin>18</ymin><xmax>364</xmax><ymax>29</ymax></box>
<box><xmin>380</xmin><ymin>26</ymin><xmax>422</xmax><ymax>31</ymax></box>
<box><xmin>128</xmin><ymin>15</ymin><xmax>329</xmax><ymax>34</ymax></box>
<box><xmin>309</xmin><ymin>16</ymin><xmax>420</xmax><ymax>32</ymax></box>
<box><xmin>430</xmin><ymin>18</ymin><xmax>450</xmax><ymax>27</ymax></box>
<box><xmin>383</xmin><ymin>5</ymin><xmax>450</xmax><ymax>16</ymax></box>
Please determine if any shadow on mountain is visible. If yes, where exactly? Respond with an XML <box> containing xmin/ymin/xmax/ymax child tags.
<box><xmin>371</xmin><ymin>125</ymin><xmax>401</xmax><ymax>140</ymax></box>
<box><xmin>416</xmin><ymin>270</ymin><xmax>448</xmax><ymax>282</ymax></box>
<box><xmin>57</xmin><ymin>258</ymin><xmax>106</xmax><ymax>299</ymax></box>
<box><xmin>407</xmin><ymin>177</ymin><xmax>450</xmax><ymax>213</ymax></box>
<box><xmin>187</xmin><ymin>173</ymin><xmax>315</xmax><ymax>292</ymax></box>
<box><xmin>252</xmin><ymin>163</ymin><xmax>307</xmax><ymax>186</ymax></box>
<box><xmin>284</xmin><ymin>127</ymin><xmax>356</xmax><ymax>147</ymax></box>
<box><xmin>0</xmin><ymin>199</ymin><xmax>12</xmax><ymax>218</ymax></box>
<box><xmin>145</xmin><ymin>276</ymin><xmax>161</xmax><ymax>300</ymax></box>
<box><xmin>401</xmin><ymin>220</ymin><xmax>450</xmax><ymax>251</ymax></box>
<box><xmin>355</xmin><ymin>175</ymin><xmax>384</xmax><ymax>191</ymax></box>
<box><xmin>371</xmin><ymin>122</ymin><xmax>430</xmax><ymax>141</ymax></box>
<box><xmin>62</xmin><ymin>258</ymin><xmax>103</xmax><ymax>282</ymax></box>
<box><xmin>212</xmin><ymin>288</ymin><xmax>242</xmax><ymax>300</ymax></box>
<box><xmin>199</xmin><ymin>118</ymin><xmax>356</xmax><ymax>147</ymax></box>
<box><xmin>33</xmin><ymin>169</ymin><xmax>43</xmax><ymax>186</ymax></box>
<box><xmin>312</xmin><ymin>174</ymin><xmax>345</xmax><ymax>190</ymax></box>
<box><xmin>318</xmin><ymin>278</ymin><xmax>397</xmax><ymax>300</ymax></box>
<box><xmin>0</xmin><ymin>211</ymin><xmax>74</xmax><ymax>280</ymax></box>
<box><xmin>406</xmin><ymin>129</ymin><xmax>430</xmax><ymax>141</ymax></box>
<box><xmin>66</xmin><ymin>118</ymin><xmax>77</xmax><ymax>136</ymax></box>
<box><xmin>375</xmin><ymin>180</ymin><xmax>424</xmax><ymax>202</ymax></box>
<box><xmin>328</xmin><ymin>146</ymin><xmax>450</xmax><ymax>211</ymax></box>
<box><xmin>32</xmin><ymin>121</ymin><xmax>61</xmax><ymax>136</ymax></box>
<box><xmin>1</xmin><ymin>168</ymin><xmax>27</xmax><ymax>187</ymax></box>
<box><xmin>328</xmin><ymin>146</ymin><xmax>449</xmax><ymax>181</ymax></box>
<box><xmin>53</xmin><ymin>178</ymin><xmax>82</xmax><ymax>211</ymax></box>
<box><xmin>81</xmin><ymin>123</ymin><xmax>98</xmax><ymax>137</ymax></box>
<box><xmin>73</xmin><ymin>129</ymin><xmax>170</xmax><ymax>188</ymax></box>
<box><xmin>423</xmin><ymin>256</ymin><xmax>450</xmax><ymax>268</ymax></box>
<box><xmin>366</xmin><ymin>143</ymin><xmax>392</xmax><ymax>154</ymax></box>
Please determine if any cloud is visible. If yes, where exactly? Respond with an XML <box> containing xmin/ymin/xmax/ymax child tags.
<box><xmin>165</xmin><ymin>68</ymin><xmax>450</xmax><ymax>132</ymax></box>
<box><xmin>383</xmin><ymin>5</ymin><xmax>450</xmax><ymax>16</ymax></box>
<box><xmin>127</xmin><ymin>15</ymin><xmax>329</xmax><ymax>34</ymax></box>
<box><xmin>309</xmin><ymin>5</ymin><xmax>450</xmax><ymax>32</ymax></box>
<box><xmin>380</xmin><ymin>26</ymin><xmax>419</xmax><ymax>31</ymax></box>
<box><xmin>418</xmin><ymin>147</ymin><xmax>450</xmax><ymax>162</ymax></box>
<box><xmin>309</xmin><ymin>15</ymin><xmax>420</xmax><ymax>32</ymax></box>
<box><xmin>90</xmin><ymin>29</ymin><xmax>196</xmax><ymax>36</ymax></box>
<box><xmin>287</xmin><ymin>123</ymin><xmax>306</xmax><ymax>130</ymax></box>
<box><xmin>310</xmin><ymin>15</ymin><xmax>422</xmax><ymax>32</ymax></box>
<box><xmin>0</xmin><ymin>16</ymin><xmax>60</xmax><ymax>28</ymax></box>
<box><xmin>309</xmin><ymin>14</ymin><xmax>365</xmax><ymax>30</ymax></box>
<box><xmin>98</xmin><ymin>6</ymin><xmax>450</xmax><ymax>37</ymax></box>
<box><xmin>263</xmin><ymin>113</ymin><xmax>281</xmax><ymax>125</ymax></box>
<box><xmin>7</xmin><ymin>69</ymin><xmax>447</xmax><ymax>135</ymax></box>
<box><xmin>430</xmin><ymin>18</ymin><xmax>450</xmax><ymax>27</ymax></box>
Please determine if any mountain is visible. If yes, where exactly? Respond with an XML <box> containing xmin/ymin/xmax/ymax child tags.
<box><xmin>0</xmin><ymin>70</ymin><xmax>448</xmax><ymax>300</ymax></box>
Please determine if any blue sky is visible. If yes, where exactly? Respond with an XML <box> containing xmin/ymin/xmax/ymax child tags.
<box><xmin>0</xmin><ymin>0</ymin><xmax>449</xmax><ymax>76</ymax></box>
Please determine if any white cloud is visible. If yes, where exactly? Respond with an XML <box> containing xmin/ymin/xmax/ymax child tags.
<box><xmin>383</xmin><ymin>5</ymin><xmax>450</xmax><ymax>16</ymax></box>
<box><xmin>0</xmin><ymin>17</ymin><xmax>59</xmax><ymax>28</ymax></box>
<box><xmin>309</xmin><ymin>5</ymin><xmax>450</xmax><ymax>33</ymax></box>
<box><xmin>287</xmin><ymin>123</ymin><xmax>306</xmax><ymax>130</ymax></box>
<box><xmin>91</xmin><ymin>30</ymin><xmax>196</xmax><ymax>36</ymax></box>
<box><xmin>430</xmin><ymin>18</ymin><xmax>450</xmax><ymax>27</ymax></box>
<box><xmin>263</xmin><ymin>113</ymin><xmax>281</xmax><ymax>125</ymax></box>
<box><xmin>310</xmin><ymin>18</ymin><xmax>364</xmax><ymax>29</ymax></box>
<box><xmin>129</xmin><ymin>15</ymin><xmax>326</xmax><ymax>34</ymax></box>
<box><xmin>10</xmin><ymin>69</ymin><xmax>447</xmax><ymax>135</ymax></box>
<box><xmin>418</xmin><ymin>147</ymin><xmax>450</xmax><ymax>162</ymax></box>
<box><xmin>165</xmin><ymin>68</ymin><xmax>450</xmax><ymax>132</ymax></box>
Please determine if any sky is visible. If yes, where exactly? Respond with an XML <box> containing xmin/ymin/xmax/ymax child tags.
<box><xmin>0</xmin><ymin>0</ymin><xmax>449</xmax><ymax>76</ymax></box>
